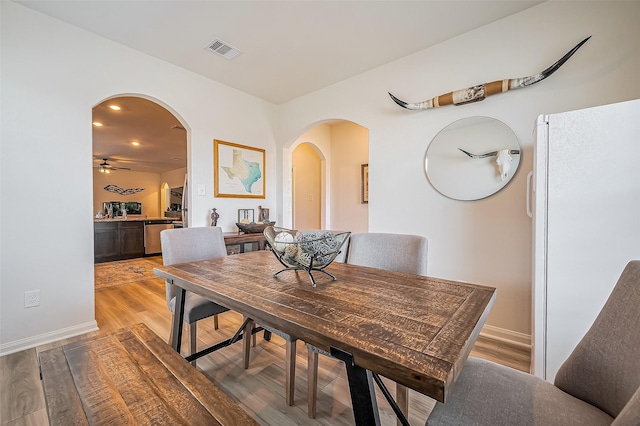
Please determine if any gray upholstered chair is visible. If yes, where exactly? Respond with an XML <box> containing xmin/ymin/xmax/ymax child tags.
<box><xmin>306</xmin><ymin>232</ymin><xmax>428</xmax><ymax>422</ymax></box>
<box><xmin>160</xmin><ymin>226</ymin><xmax>230</xmax><ymax>366</ymax></box>
<box><xmin>426</xmin><ymin>260</ymin><xmax>640</xmax><ymax>426</ymax></box>
<box><xmin>162</xmin><ymin>227</ymin><xmax>298</xmax><ymax>406</ymax></box>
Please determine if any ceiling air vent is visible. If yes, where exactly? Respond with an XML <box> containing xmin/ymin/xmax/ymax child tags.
<box><xmin>205</xmin><ymin>38</ymin><xmax>242</xmax><ymax>60</ymax></box>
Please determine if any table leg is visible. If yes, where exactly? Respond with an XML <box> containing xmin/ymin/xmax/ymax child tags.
<box><xmin>243</xmin><ymin>318</ymin><xmax>254</xmax><ymax>369</ymax></box>
<box><xmin>330</xmin><ymin>347</ymin><xmax>381</xmax><ymax>426</ymax></box>
<box><xmin>171</xmin><ymin>286</ymin><xmax>186</xmax><ymax>353</ymax></box>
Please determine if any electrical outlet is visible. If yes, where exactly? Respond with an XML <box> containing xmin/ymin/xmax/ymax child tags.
<box><xmin>24</xmin><ymin>290</ymin><xmax>40</xmax><ymax>308</ymax></box>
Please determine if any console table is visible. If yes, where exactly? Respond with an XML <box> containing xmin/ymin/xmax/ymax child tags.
<box><xmin>223</xmin><ymin>232</ymin><xmax>267</xmax><ymax>255</ymax></box>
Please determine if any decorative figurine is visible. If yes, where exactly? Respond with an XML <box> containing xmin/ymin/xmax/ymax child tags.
<box><xmin>211</xmin><ymin>208</ymin><xmax>219</xmax><ymax>227</ymax></box>
<box><xmin>258</xmin><ymin>205</ymin><xmax>270</xmax><ymax>223</ymax></box>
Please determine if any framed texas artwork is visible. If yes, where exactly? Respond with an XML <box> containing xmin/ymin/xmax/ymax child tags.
<box><xmin>214</xmin><ymin>139</ymin><xmax>266</xmax><ymax>198</ymax></box>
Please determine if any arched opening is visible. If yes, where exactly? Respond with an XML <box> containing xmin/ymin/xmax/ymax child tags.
<box><xmin>160</xmin><ymin>182</ymin><xmax>170</xmax><ymax>213</ymax></box>
<box><xmin>292</xmin><ymin>143</ymin><xmax>322</xmax><ymax>230</ymax></box>
<box><xmin>92</xmin><ymin>95</ymin><xmax>188</xmax><ymax>263</ymax></box>
<box><xmin>286</xmin><ymin>120</ymin><xmax>369</xmax><ymax>232</ymax></box>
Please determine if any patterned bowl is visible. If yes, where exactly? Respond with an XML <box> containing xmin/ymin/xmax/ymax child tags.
<box><xmin>263</xmin><ymin>226</ymin><xmax>351</xmax><ymax>286</ymax></box>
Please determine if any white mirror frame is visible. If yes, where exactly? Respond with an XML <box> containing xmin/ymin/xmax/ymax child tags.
<box><xmin>425</xmin><ymin>116</ymin><xmax>521</xmax><ymax>201</ymax></box>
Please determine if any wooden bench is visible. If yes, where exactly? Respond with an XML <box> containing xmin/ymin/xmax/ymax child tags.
<box><xmin>39</xmin><ymin>323</ymin><xmax>258</xmax><ymax>426</ymax></box>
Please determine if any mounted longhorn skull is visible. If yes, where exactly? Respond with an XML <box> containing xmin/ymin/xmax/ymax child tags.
<box><xmin>389</xmin><ymin>36</ymin><xmax>591</xmax><ymax>111</ymax></box>
<box><xmin>458</xmin><ymin>148</ymin><xmax>520</xmax><ymax>181</ymax></box>
<box><xmin>495</xmin><ymin>149</ymin><xmax>513</xmax><ymax>182</ymax></box>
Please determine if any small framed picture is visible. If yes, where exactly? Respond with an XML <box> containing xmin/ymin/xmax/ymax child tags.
<box><xmin>238</xmin><ymin>209</ymin><xmax>255</xmax><ymax>224</ymax></box>
<box><xmin>361</xmin><ymin>164</ymin><xmax>369</xmax><ymax>204</ymax></box>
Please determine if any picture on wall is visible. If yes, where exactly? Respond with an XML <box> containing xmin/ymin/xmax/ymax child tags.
<box><xmin>361</xmin><ymin>163</ymin><xmax>369</xmax><ymax>204</ymax></box>
<box><xmin>214</xmin><ymin>139</ymin><xmax>266</xmax><ymax>198</ymax></box>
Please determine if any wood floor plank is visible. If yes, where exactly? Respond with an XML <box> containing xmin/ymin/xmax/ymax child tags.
<box><xmin>0</xmin><ymin>349</ymin><xmax>45</xmax><ymax>424</ymax></box>
<box><xmin>2</xmin><ymin>408</ymin><xmax>49</xmax><ymax>426</ymax></box>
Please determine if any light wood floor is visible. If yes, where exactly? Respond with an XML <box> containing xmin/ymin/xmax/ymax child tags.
<box><xmin>0</xmin><ymin>259</ymin><xmax>530</xmax><ymax>426</ymax></box>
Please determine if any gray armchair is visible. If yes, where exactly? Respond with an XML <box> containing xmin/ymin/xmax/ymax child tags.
<box><xmin>160</xmin><ymin>227</ymin><xmax>230</xmax><ymax>366</ymax></box>
<box><xmin>306</xmin><ymin>232</ymin><xmax>428</xmax><ymax>422</ymax></box>
<box><xmin>426</xmin><ymin>260</ymin><xmax>640</xmax><ymax>426</ymax></box>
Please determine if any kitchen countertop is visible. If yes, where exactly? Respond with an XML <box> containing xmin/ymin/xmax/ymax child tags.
<box><xmin>94</xmin><ymin>217</ymin><xmax>177</xmax><ymax>223</ymax></box>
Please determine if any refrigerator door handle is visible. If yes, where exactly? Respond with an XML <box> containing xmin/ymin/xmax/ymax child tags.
<box><xmin>526</xmin><ymin>171</ymin><xmax>534</xmax><ymax>218</ymax></box>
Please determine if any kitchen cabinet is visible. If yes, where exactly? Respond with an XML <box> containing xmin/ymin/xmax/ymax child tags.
<box><xmin>94</xmin><ymin>221</ymin><xmax>144</xmax><ymax>263</ymax></box>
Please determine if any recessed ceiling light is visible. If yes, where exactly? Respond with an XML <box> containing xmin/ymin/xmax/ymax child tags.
<box><xmin>109</xmin><ymin>105</ymin><xmax>121</xmax><ymax>111</ymax></box>
<box><xmin>93</xmin><ymin>122</ymin><xmax>103</xmax><ymax>127</ymax></box>
<box><xmin>131</xmin><ymin>141</ymin><xmax>140</xmax><ymax>146</ymax></box>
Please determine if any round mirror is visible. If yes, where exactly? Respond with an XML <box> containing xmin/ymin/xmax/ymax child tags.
<box><xmin>425</xmin><ymin>116</ymin><xmax>521</xmax><ymax>201</ymax></box>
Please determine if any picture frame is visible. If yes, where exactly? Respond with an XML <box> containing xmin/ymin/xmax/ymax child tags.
<box><xmin>214</xmin><ymin>139</ymin><xmax>266</xmax><ymax>198</ymax></box>
<box><xmin>237</xmin><ymin>209</ymin><xmax>255</xmax><ymax>224</ymax></box>
<box><xmin>361</xmin><ymin>163</ymin><xmax>369</xmax><ymax>204</ymax></box>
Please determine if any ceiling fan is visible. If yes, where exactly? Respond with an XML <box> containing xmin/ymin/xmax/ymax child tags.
<box><xmin>96</xmin><ymin>158</ymin><xmax>131</xmax><ymax>173</ymax></box>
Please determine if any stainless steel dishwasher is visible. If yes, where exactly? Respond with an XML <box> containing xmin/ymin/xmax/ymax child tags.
<box><xmin>144</xmin><ymin>221</ymin><xmax>174</xmax><ymax>254</ymax></box>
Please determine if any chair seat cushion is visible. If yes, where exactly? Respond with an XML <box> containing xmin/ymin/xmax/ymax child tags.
<box><xmin>169</xmin><ymin>292</ymin><xmax>229</xmax><ymax>324</ymax></box>
<box><xmin>426</xmin><ymin>357</ymin><xmax>613</xmax><ymax>426</ymax></box>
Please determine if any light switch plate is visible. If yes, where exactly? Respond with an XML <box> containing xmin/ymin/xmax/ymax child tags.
<box><xmin>197</xmin><ymin>184</ymin><xmax>206</xmax><ymax>196</ymax></box>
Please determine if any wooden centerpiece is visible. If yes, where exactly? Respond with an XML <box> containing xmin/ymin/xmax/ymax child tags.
<box><xmin>236</xmin><ymin>221</ymin><xmax>276</xmax><ymax>234</ymax></box>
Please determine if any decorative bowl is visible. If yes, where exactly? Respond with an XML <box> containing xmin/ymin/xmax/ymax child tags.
<box><xmin>263</xmin><ymin>226</ymin><xmax>351</xmax><ymax>286</ymax></box>
<box><xmin>236</xmin><ymin>221</ymin><xmax>276</xmax><ymax>234</ymax></box>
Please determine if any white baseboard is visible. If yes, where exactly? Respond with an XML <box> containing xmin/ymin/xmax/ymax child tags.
<box><xmin>0</xmin><ymin>321</ymin><xmax>99</xmax><ymax>357</ymax></box>
<box><xmin>480</xmin><ymin>324</ymin><xmax>531</xmax><ymax>349</ymax></box>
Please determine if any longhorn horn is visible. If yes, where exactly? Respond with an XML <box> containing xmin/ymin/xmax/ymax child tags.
<box><xmin>459</xmin><ymin>148</ymin><xmax>520</xmax><ymax>159</ymax></box>
<box><xmin>389</xmin><ymin>36</ymin><xmax>591</xmax><ymax>111</ymax></box>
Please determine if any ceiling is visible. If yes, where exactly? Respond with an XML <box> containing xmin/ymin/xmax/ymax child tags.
<box><xmin>17</xmin><ymin>0</ymin><xmax>542</xmax><ymax>173</ymax></box>
<box><xmin>93</xmin><ymin>97</ymin><xmax>187</xmax><ymax>174</ymax></box>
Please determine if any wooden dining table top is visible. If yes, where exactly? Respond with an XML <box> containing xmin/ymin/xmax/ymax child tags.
<box><xmin>153</xmin><ymin>250</ymin><xmax>496</xmax><ymax>403</ymax></box>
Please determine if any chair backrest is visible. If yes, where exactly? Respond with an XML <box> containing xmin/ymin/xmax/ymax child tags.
<box><xmin>160</xmin><ymin>226</ymin><xmax>227</xmax><ymax>306</ymax></box>
<box><xmin>554</xmin><ymin>260</ymin><xmax>640</xmax><ymax>418</ymax></box>
<box><xmin>346</xmin><ymin>233</ymin><xmax>428</xmax><ymax>276</ymax></box>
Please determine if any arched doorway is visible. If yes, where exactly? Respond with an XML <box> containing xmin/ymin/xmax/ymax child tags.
<box><xmin>92</xmin><ymin>95</ymin><xmax>187</xmax><ymax>221</ymax></box>
<box><xmin>292</xmin><ymin>143</ymin><xmax>322</xmax><ymax>230</ymax></box>
<box><xmin>92</xmin><ymin>95</ymin><xmax>188</xmax><ymax>263</ymax></box>
<box><xmin>288</xmin><ymin>120</ymin><xmax>369</xmax><ymax>232</ymax></box>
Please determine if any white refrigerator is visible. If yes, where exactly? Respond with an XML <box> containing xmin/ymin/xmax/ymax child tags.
<box><xmin>531</xmin><ymin>99</ymin><xmax>640</xmax><ymax>382</ymax></box>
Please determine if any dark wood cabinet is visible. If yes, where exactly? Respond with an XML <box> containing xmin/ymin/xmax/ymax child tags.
<box><xmin>94</xmin><ymin>221</ymin><xmax>145</xmax><ymax>263</ymax></box>
<box><xmin>119</xmin><ymin>221</ymin><xmax>145</xmax><ymax>258</ymax></box>
<box><xmin>94</xmin><ymin>222</ymin><xmax>119</xmax><ymax>262</ymax></box>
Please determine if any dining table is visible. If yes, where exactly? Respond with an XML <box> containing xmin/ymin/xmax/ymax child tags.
<box><xmin>153</xmin><ymin>250</ymin><xmax>496</xmax><ymax>426</ymax></box>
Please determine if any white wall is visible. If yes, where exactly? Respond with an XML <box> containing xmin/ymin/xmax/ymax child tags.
<box><xmin>330</xmin><ymin>122</ymin><xmax>369</xmax><ymax>233</ymax></box>
<box><xmin>0</xmin><ymin>2</ymin><xmax>278</xmax><ymax>353</ymax></box>
<box><xmin>93</xmin><ymin>169</ymin><xmax>161</xmax><ymax>218</ymax></box>
<box><xmin>278</xmin><ymin>1</ymin><xmax>640</xmax><ymax>339</ymax></box>
<box><xmin>161</xmin><ymin>167</ymin><xmax>188</xmax><ymax>190</ymax></box>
